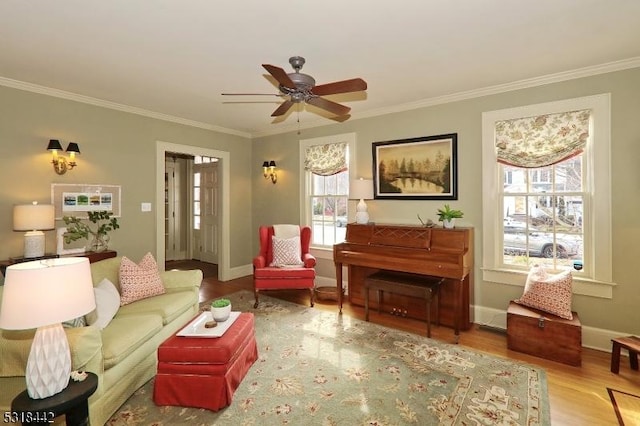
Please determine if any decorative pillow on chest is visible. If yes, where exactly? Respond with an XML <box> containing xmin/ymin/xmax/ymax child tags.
<box><xmin>270</xmin><ymin>236</ymin><xmax>303</xmax><ymax>267</ymax></box>
<box><xmin>515</xmin><ymin>265</ymin><xmax>574</xmax><ymax>320</ymax></box>
<box><xmin>119</xmin><ymin>252</ymin><xmax>165</xmax><ymax>306</ymax></box>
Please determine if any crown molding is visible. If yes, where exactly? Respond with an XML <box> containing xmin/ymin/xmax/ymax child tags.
<box><xmin>2</xmin><ymin>57</ymin><xmax>639</xmax><ymax>140</ymax></box>
<box><xmin>0</xmin><ymin>76</ymin><xmax>251</xmax><ymax>139</ymax></box>
<box><xmin>354</xmin><ymin>57</ymin><xmax>640</xmax><ymax>122</ymax></box>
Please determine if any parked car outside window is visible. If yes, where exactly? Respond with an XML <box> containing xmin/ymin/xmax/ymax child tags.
<box><xmin>503</xmin><ymin>225</ymin><xmax>579</xmax><ymax>258</ymax></box>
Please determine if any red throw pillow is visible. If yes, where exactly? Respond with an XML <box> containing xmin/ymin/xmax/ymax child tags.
<box><xmin>515</xmin><ymin>265</ymin><xmax>573</xmax><ymax>320</ymax></box>
<box><xmin>119</xmin><ymin>253</ymin><xmax>165</xmax><ymax>306</ymax></box>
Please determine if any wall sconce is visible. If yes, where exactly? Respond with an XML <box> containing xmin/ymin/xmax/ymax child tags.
<box><xmin>47</xmin><ymin>139</ymin><xmax>80</xmax><ymax>175</ymax></box>
<box><xmin>262</xmin><ymin>160</ymin><xmax>277</xmax><ymax>184</ymax></box>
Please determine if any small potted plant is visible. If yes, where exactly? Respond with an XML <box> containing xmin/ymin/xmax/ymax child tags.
<box><xmin>63</xmin><ymin>210</ymin><xmax>120</xmax><ymax>252</ymax></box>
<box><xmin>210</xmin><ymin>298</ymin><xmax>232</xmax><ymax>322</ymax></box>
<box><xmin>436</xmin><ymin>204</ymin><xmax>464</xmax><ymax>229</ymax></box>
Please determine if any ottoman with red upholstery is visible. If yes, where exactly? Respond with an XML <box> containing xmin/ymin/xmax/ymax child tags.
<box><xmin>153</xmin><ymin>312</ymin><xmax>258</xmax><ymax>411</ymax></box>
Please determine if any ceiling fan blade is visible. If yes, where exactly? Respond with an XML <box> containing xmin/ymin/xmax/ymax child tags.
<box><xmin>307</xmin><ymin>97</ymin><xmax>351</xmax><ymax>116</ymax></box>
<box><xmin>271</xmin><ymin>100</ymin><xmax>295</xmax><ymax>117</ymax></box>
<box><xmin>221</xmin><ymin>93</ymin><xmax>281</xmax><ymax>96</ymax></box>
<box><xmin>262</xmin><ymin>64</ymin><xmax>296</xmax><ymax>89</ymax></box>
<box><xmin>311</xmin><ymin>78</ymin><xmax>367</xmax><ymax>96</ymax></box>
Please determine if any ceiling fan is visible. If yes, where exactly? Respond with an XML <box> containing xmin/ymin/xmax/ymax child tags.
<box><xmin>222</xmin><ymin>56</ymin><xmax>367</xmax><ymax>119</ymax></box>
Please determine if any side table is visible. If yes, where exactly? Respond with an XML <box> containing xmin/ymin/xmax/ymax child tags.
<box><xmin>1</xmin><ymin>250</ymin><xmax>117</xmax><ymax>278</ymax></box>
<box><xmin>10</xmin><ymin>372</ymin><xmax>98</xmax><ymax>426</ymax></box>
<box><xmin>0</xmin><ymin>254</ymin><xmax>59</xmax><ymax>277</ymax></box>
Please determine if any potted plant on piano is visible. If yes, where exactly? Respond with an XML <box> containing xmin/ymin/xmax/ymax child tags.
<box><xmin>437</xmin><ymin>204</ymin><xmax>463</xmax><ymax>229</ymax></box>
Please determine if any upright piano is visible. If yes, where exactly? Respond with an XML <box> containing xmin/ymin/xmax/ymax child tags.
<box><xmin>333</xmin><ymin>223</ymin><xmax>474</xmax><ymax>342</ymax></box>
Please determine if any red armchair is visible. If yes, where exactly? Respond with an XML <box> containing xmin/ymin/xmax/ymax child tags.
<box><xmin>252</xmin><ymin>225</ymin><xmax>316</xmax><ymax>308</ymax></box>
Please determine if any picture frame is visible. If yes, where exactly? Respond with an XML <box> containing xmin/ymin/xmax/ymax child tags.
<box><xmin>51</xmin><ymin>183</ymin><xmax>122</xmax><ymax>219</ymax></box>
<box><xmin>372</xmin><ymin>133</ymin><xmax>458</xmax><ymax>200</ymax></box>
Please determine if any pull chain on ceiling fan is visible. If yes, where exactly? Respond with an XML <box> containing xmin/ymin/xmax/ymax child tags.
<box><xmin>222</xmin><ymin>56</ymin><xmax>367</xmax><ymax>121</ymax></box>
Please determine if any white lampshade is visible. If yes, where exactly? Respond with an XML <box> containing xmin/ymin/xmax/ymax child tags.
<box><xmin>0</xmin><ymin>257</ymin><xmax>95</xmax><ymax>329</ymax></box>
<box><xmin>13</xmin><ymin>202</ymin><xmax>55</xmax><ymax>232</ymax></box>
<box><xmin>13</xmin><ymin>202</ymin><xmax>55</xmax><ymax>258</ymax></box>
<box><xmin>350</xmin><ymin>179</ymin><xmax>374</xmax><ymax>200</ymax></box>
<box><xmin>350</xmin><ymin>179</ymin><xmax>374</xmax><ymax>224</ymax></box>
<box><xmin>0</xmin><ymin>257</ymin><xmax>96</xmax><ymax>399</ymax></box>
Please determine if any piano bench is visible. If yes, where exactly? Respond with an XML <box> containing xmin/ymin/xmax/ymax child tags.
<box><xmin>364</xmin><ymin>271</ymin><xmax>445</xmax><ymax>338</ymax></box>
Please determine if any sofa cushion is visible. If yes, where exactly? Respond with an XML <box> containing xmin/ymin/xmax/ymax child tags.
<box><xmin>91</xmin><ymin>257</ymin><xmax>123</xmax><ymax>292</ymax></box>
<box><xmin>101</xmin><ymin>314</ymin><xmax>162</xmax><ymax>369</ymax></box>
<box><xmin>116</xmin><ymin>290</ymin><xmax>196</xmax><ymax>325</ymax></box>
<box><xmin>119</xmin><ymin>253</ymin><xmax>166</xmax><ymax>306</ymax></box>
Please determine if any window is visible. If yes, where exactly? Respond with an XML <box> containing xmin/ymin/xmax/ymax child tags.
<box><xmin>502</xmin><ymin>158</ymin><xmax>583</xmax><ymax>269</ymax></box>
<box><xmin>482</xmin><ymin>94</ymin><xmax>614</xmax><ymax>298</ymax></box>
<box><xmin>299</xmin><ymin>133</ymin><xmax>356</xmax><ymax>249</ymax></box>
<box><xmin>193</xmin><ymin>171</ymin><xmax>201</xmax><ymax>230</ymax></box>
<box><xmin>192</xmin><ymin>156</ymin><xmax>217</xmax><ymax>230</ymax></box>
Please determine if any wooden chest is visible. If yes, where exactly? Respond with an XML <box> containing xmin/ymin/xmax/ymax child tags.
<box><xmin>507</xmin><ymin>301</ymin><xmax>582</xmax><ymax>366</ymax></box>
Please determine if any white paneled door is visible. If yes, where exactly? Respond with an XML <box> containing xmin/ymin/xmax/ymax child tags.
<box><xmin>199</xmin><ymin>162</ymin><xmax>219</xmax><ymax>263</ymax></box>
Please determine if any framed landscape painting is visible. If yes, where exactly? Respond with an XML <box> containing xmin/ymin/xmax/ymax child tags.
<box><xmin>372</xmin><ymin>133</ymin><xmax>458</xmax><ymax>200</ymax></box>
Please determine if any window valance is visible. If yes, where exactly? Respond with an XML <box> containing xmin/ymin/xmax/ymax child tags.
<box><xmin>495</xmin><ymin>109</ymin><xmax>591</xmax><ymax>168</ymax></box>
<box><xmin>304</xmin><ymin>142</ymin><xmax>347</xmax><ymax>176</ymax></box>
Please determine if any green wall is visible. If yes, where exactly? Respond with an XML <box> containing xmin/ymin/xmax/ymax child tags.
<box><xmin>0</xmin><ymin>85</ymin><xmax>253</xmax><ymax>268</ymax></box>
<box><xmin>253</xmin><ymin>67</ymin><xmax>640</xmax><ymax>334</ymax></box>
<box><xmin>1</xmin><ymin>66</ymin><xmax>638</xmax><ymax>335</ymax></box>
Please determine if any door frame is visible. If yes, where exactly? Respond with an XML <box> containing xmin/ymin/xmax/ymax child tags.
<box><xmin>155</xmin><ymin>141</ymin><xmax>231</xmax><ymax>281</ymax></box>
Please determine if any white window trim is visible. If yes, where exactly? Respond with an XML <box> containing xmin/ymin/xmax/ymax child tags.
<box><xmin>299</xmin><ymin>132</ymin><xmax>356</xmax><ymax>255</ymax></box>
<box><xmin>481</xmin><ymin>94</ymin><xmax>615</xmax><ymax>298</ymax></box>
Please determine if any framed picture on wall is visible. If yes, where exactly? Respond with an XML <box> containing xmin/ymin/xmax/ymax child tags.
<box><xmin>51</xmin><ymin>183</ymin><xmax>122</xmax><ymax>219</ymax></box>
<box><xmin>372</xmin><ymin>133</ymin><xmax>458</xmax><ymax>200</ymax></box>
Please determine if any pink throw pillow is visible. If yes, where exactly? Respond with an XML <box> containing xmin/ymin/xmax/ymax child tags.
<box><xmin>119</xmin><ymin>252</ymin><xmax>165</xmax><ymax>306</ymax></box>
<box><xmin>515</xmin><ymin>265</ymin><xmax>573</xmax><ymax>320</ymax></box>
<box><xmin>270</xmin><ymin>236</ymin><xmax>303</xmax><ymax>267</ymax></box>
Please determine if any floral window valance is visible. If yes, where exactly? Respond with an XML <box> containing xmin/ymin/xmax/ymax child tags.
<box><xmin>495</xmin><ymin>109</ymin><xmax>591</xmax><ymax>168</ymax></box>
<box><xmin>304</xmin><ymin>142</ymin><xmax>347</xmax><ymax>176</ymax></box>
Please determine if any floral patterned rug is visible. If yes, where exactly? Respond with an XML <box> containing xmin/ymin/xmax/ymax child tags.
<box><xmin>107</xmin><ymin>290</ymin><xmax>550</xmax><ymax>425</ymax></box>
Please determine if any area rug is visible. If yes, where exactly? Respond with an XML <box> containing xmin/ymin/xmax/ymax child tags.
<box><xmin>107</xmin><ymin>290</ymin><xmax>550</xmax><ymax>425</ymax></box>
<box><xmin>608</xmin><ymin>388</ymin><xmax>640</xmax><ymax>426</ymax></box>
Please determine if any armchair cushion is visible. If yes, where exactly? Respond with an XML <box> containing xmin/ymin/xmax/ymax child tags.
<box><xmin>270</xmin><ymin>236</ymin><xmax>303</xmax><ymax>267</ymax></box>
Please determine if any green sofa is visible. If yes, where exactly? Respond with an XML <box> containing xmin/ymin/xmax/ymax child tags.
<box><xmin>0</xmin><ymin>256</ymin><xmax>202</xmax><ymax>425</ymax></box>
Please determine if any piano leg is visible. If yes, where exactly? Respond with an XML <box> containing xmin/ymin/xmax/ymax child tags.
<box><xmin>454</xmin><ymin>278</ymin><xmax>462</xmax><ymax>344</ymax></box>
<box><xmin>335</xmin><ymin>262</ymin><xmax>343</xmax><ymax>314</ymax></box>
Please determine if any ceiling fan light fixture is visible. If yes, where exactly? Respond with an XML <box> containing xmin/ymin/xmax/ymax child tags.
<box><xmin>223</xmin><ymin>56</ymin><xmax>367</xmax><ymax>121</ymax></box>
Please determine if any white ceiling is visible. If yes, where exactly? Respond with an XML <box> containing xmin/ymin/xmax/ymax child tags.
<box><xmin>1</xmin><ymin>1</ymin><xmax>639</xmax><ymax>138</ymax></box>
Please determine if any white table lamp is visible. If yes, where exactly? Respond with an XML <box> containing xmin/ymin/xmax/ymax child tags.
<box><xmin>0</xmin><ymin>257</ymin><xmax>96</xmax><ymax>399</ymax></box>
<box><xmin>350</xmin><ymin>178</ymin><xmax>374</xmax><ymax>224</ymax></box>
<box><xmin>13</xmin><ymin>202</ymin><xmax>55</xmax><ymax>258</ymax></box>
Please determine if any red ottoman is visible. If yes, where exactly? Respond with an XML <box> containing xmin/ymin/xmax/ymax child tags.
<box><xmin>153</xmin><ymin>312</ymin><xmax>258</xmax><ymax>411</ymax></box>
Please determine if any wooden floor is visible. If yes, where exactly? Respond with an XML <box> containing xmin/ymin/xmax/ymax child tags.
<box><xmin>180</xmin><ymin>261</ymin><xmax>639</xmax><ymax>426</ymax></box>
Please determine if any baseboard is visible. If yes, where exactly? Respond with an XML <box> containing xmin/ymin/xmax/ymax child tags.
<box><xmin>228</xmin><ymin>264</ymin><xmax>253</xmax><ymax>280</ymax></box>
<box><xmin>473</xmin><ymin>304</ymin><xmax>622</xmax><ymax>353</ymax></box>
<box><xmin>239</xmin><ymin>270</ymin><xmax>622</xmax><ymax>354</ymax></box>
